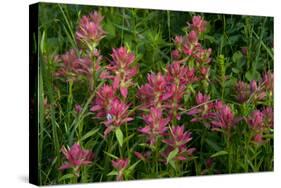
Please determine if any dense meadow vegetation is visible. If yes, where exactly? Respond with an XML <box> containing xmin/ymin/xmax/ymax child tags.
<box><xmin>37</xmin><ymin>3</ymin><xmax>273</xmax><ymax>185</ymax></box>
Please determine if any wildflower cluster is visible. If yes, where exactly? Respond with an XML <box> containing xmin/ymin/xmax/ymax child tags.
<box><xmin>247</xmin><ymin>107</ymin><xmax>273</xmax><ymax>143</ymax></box>
<box><xmin>135</xmin><ymin>17</ymin><xmax>212</xmax><ymax>165</ymax></box>
<box><xmin>59</xmin><ymin>143</ymin><xmax>94</xmax><ymax>176</ymax></box>
<box><xmin>172</xmin><ymin>16</ymin><xmax>211</xmax><ymax>79</ymax></box>
<box><xmin>76</xmin><ymin>11</ymin><xmax>106</xmax><ymax>49</ymax></box>
<box><xmin>188</xmin><ymin>96</ymin><xmax>236</xmax><ymax>131</ymax></box>
<box><xmin>235</xmin><ymin>71</ymin><xmax>273</xmax><ymax>103</ymax></box>
<box><xmin>43</xmin><ymin>10</ymin><xmax>274</xmax><ymax>184</ymax></box>
<box><xmin>111</xmin><ymin>158</ymin><xmax>129</xmax><ymax>181</ymax></box>
<box><xmin>90</xmin><ymin>47</ymin><xmax>136</xmax><ymax>136</ymax></box>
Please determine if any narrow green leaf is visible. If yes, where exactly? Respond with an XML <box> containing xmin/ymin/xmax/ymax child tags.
<box><xmin>80</xmin><ymin>128</ymin><xmax>99</xmax><ymax>142</ymax></box>
<box><xmin>211</xmin><ymin>150</ymin><xmax>228</xmax><ymax>158</ymax></box>
<box><xmin>40</xmin><ymin>31</ymin><xmax>46</xmax><ymax>54</ymax></box>
<box><xmin>115</xmin><ymin>127</ymin><xmax>123</xmax><ymax>147</ymax></box>
<box><xmin>127</xmin><ymin>160</ymin><xmax>140</xmax><ymax>173</ymax></box>
<box><xmin>167</xmin><ymin>148</ymin><xmax>179</xmax><ymax>164</ymax></box>
<box><xmin>59</xmin><ymin>174</ymin><xmax>75</xmax><ymax>182</ymax></box>
<box><xmin>107</xmin><ymin>170</ymin><xmax>118</xmax><ymax>176</ymax></box>
<box><xmin>205</xmin><ymin>138</ymin><xmax>222</xmax><ymax>151</ymax></box>
<box><xmin>103</xmin><ymin>151</ymin><xmax>118</xmax><ymax>159</ymax></box>
<box><xmin>169</xmin><ymin>160</ymin><xmax>177</xmax><ymax>170</ymax></box>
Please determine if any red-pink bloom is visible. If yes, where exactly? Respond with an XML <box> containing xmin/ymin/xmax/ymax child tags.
<box><xmin>235</xmin><ymin>80</ymin><xmax>266</xmax><ymax>103</ymax></box>
<box><xmin>190</xmin><ymin>16</ymin><xmax>207</xmax><ymax>34</ymax></box>
<box><xmin>188</xmin><ymin>30</ymin><xmax>199</xmax><ymax>43</ymax></box>
<box><xmin>54</xmin><ymin>49</ymin><xmax>101</xmax><ymax>82</ymax></box>
<box><xmin>192</xmin><ymin>47</ymin><xmax>212</xmax><ymax>64</ymax></box>
<box><xmin>262</xmin><ymin>71</ymin><xmax>273</xmax><ymax>92</ymax></box>
<box><xmin>241</xmin><ymin>47</ymin><xmax>248</xmax><ymax>56</ymax></box>
<box><xmin>112</xmin><ymin>158</ymin><xmax>129</xmax><ymax>181</ymax></box>
<box><xmin>262</xmin><ymin>107</ymin><xmax>273</xmax><ymax>128</ymax></box>
<box><xmin>171</xmin><ymin>16</ymin><xmax>211</xmax><ymax>82</ymax></box>
<box><xmin>250</xmin><ymin>80</ymin><xmax>258</xmax><ymax>93</ymax></box>
<box><xmin>253</xmin><ymin>134</ymin><xmax>263</xmax><ymax>143</ymax></box>
<box><xmin>209</xmin><ymin>101</ymin><xmax>235</xmax><ymax>130</ymax></box>
<box><xmin>171</xmin><ymin>49</ymin><xmax>181</xmax><ymax>60</ymax></box>
<box><xmin>59</xmin><ymin>143</ymin><xmax>94</xmax><ymax>173</ymax></box>
<box><xmin>165</xmin><ymin>84</ymin><xmax>184</xmax><ymax>120</ymax></box>
<box><xmin>139</xmin><ymin>107</ymin><xmax>170</xmax><ymax>145</ymax></box>
<box><xmin>110</xmin><ymin>47</ymin><xmax>135</xmax><ymax>69</ymax></box>
<box><xmin>188</xmin><ymin>92</ymin><xmax>212</xmax><ymax>123</ymax></box>
<box><xmin>76</xmin><ymin>11</ymin><xmax>106</xmax><ymax>48</ymax></box>
<box><xmin>75</xmin><ymin>104</ymin><xmax>82</xmax><ymax>113</ymax></box>
<box><xmin>138</xmin><ymin>73</ymin><xmax>172</xmax><ymax>109</ymax></box>
<box><xmin>196</xmin><ymin>92</ymin><xmax>210</xmax><ymax>105</ymax></box>
<box><xmin>247</xmin><ymin>110</ymin><xmax>264</xmax><ymax>130</ymax></box>
<box><xmin>206</xmin><ymin>158</ymin><xmax>213</xmax><ymax>169</ymax></box>
<box><xmin>182</xmin><ymin>36</ymin><xmax>200</xmax><ymax>56</ymax></box>
<box><xmin>54</xmin><ymin>49</ymin><xmax>78</xmax><ymax>78</ymax></box>
<box><xmin>90</xmin><ymin>84</ymin><xmax>117</xmax><ymax>118</ymax></box>
<box><xmin>165</xmin><ymin>62</ymin><xmax>195</xmax><ymax>120</ymax></box>
<box><xmin>162</xmin><ymin>126</ymin><xmax>195</xmax><ymax>161</ymax></box>
<box><xmin>102</xmin><ymin>99</ymin><xmax>133</xmax><ymax>136</ymax></box>
<box><xmin>235</xmin><ymin>81</ymin><xmax>251</xmax><ymax>103</ymax></box>
<box><xmin>247</xmin><ymin>107</ymin><xmax>273</xmax><ymax>143</ymax></box>
<box><xmin>174</xmin><ymin>35</ymin><xmax>184</xmax><ymax>46</ymax></box>
<box><xmin>134</xmin><ymin>151</ymin><xmax>146</xmax><ymax>161</ymax></box>
<box><xmin>247</xmin><ymin>110</ymin><xmax>265</xmax><ymax>143</ymax></box>
<box><xmin>134</xmin><ymin>151</ymin><xmax>152</xmax><ymax>162</ymax></box>
<box><xmin>103</xmin><ymin>47</ymin><xmax>138</xmax><ymax>98</ymax></box>
<box><xmin>166</xmin><ymin>61</ymin><xmax>191</xmax><ymax>86</ymax></box>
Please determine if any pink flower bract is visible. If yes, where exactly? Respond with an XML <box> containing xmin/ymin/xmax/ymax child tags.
<box><xmin>139</xmin><ymin>107</ymin><xmax>170</xmax><ymax>145</ymax></box>
<box><xmin>76</xmin><ymin>11</ymin><xmax>106</xmax><ymax>48</ymax></box>
<box><xmin>59</xmin><ymin>143</ymin><xmax>94</xmax><ymax>171</ymax></box>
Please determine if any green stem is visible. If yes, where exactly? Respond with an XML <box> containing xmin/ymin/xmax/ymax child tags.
<box><xmin>225</xmin><ymin>128</ymin><xmax>232</xmax><ymax>173</ymax></box>
<box><xmin>153</xmin><ymin>137</ymin><xmax>159</xmax><ymax>175</ymax></box>
<box><xmin>67</xmin><ymin>79</ymin><xmax>73</xmax><ymax>127</ymax></box>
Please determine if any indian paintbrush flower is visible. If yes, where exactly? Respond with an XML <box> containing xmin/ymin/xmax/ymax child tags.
<box><xmin>187</xmin><ymin>92</ymin><xmax>212</xmax><ymax>123</ymax></box>
<box><xmin>190</xmin><ymin>16</ymin><xmax>207</xmax><ymax>34</ymax></box>
<box><xmin>112</xmin><ymin>158</ymin><xmax>129</xmax><ymax>181</ymax></box>
<box><xmin>209</xmin><ymin>101</ymin><xmax>235</xmax><ymax>130</ymax></box>
<box><xmin>138</xmin><ymin>73</ymin><xmax>173</xmax><ymax>109</ymax></box>
<box><xmin>109</xmin><ymin>47</ymin><xmax>138</xmax><ymax>98</ymax></box>
<box><xmin>90</xmin><ymin>84</ymin><xmax>117</xmax><ymax>118</ymax></box>
<box><xmin>59</xmin><ymin>143</ymin><xmax>94</xmax><ymax>176</ymax></box>
<box><xmin>247</xmin><ymin>107</ymin><xmax>273</xmax><ymax>143</ymax></box>
<box><xmin>139</xmin><ymin>107</ymin><xmax>170</xmax><ymax>145</ymax></box>
<box><xmin>262</xmin><ymin>71</ymin><xmax>273</xmax><ymax>93</ymax></box>
<box><xmin>162</xmin><ymin>125</ymin><xmax>195</xmax><ymax>161</ymax></box>
<box><xmin>101</xmin><ymin>47</ymin><xmax>138</xmax><ymax>98</ymax></box>
<box><xmin>75</xmin><ymin>104</ymin><xmax>82</xmax><ymax>113</ymax></box>
<box><xmin>262</xmin><ymin>107</ymin><xmax>273</xmax><ymax>128</ymax></box>
<box><xmin>76</xmin><ymin>11</ymin><xmax>106</xmax><ymax>49</ymax></box>
<box><xmin>54</xmin><ymin>49</ymin><xmax>101</xmax><ymax>84</ymax></box>
<box><xmin>102</xmin><ymin>99</ymin><xmax>133</xmax><ymax>136</ymax></box>
<box><xmin>235</xmin><ymin>80</ymin><xmax>266</xmax><ymax>103</ymax></box>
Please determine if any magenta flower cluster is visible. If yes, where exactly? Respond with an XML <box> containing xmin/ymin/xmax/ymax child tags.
<box><xmin>90</xmin><ymin>47</ymin><xmax>136</xmax><ymax>136</ymax></box>
<box><xmin>135</xmin><ymin>17</ymin><xmax>212</xmax><ymax>163</ymax></box>
<box><xmin>247</xmin><ymin>107</ymin><xmax>273</xmax><ymax>143</ymax></box>
<box><xmin>188</xmin><ymin>97</ymin><xmax>236</xmax><ymax>131</ymax></box>
<box><xmin>172</xmin><ymin>16</ymin><xmax>211</xmax><ymax>79</ymax></box>
<box><xmin>163</xmin><ymin>126</ymin><xmax>195</xmax><ymax>161</ymax></box>
<box><xmin>52</xmin><ymin>11</ymin><xmax>273</xmax><ymax>181</ymax></box>
<box><xmin>76</xmin><ymin>11</ymin><xmax>106</xmax><ymax>48</ymax></box>
<box><xmin>235</xmin><ymin>71</ymin><xmax>273</xmax><ymax>103</ymax></box>
<box><xmin>112</xmin><ymin>158</ymin><xmax>129</xmax><ymax>181</ymax></box>
<box><xmin>100</xmin><ymin>47</ymin><xmax>138</xmax><ymax>98</ymax></box>
<box><xmin>59</xmin><ymin>143</ymin><xmax>94</xmax><ymax>176</ymax></box>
